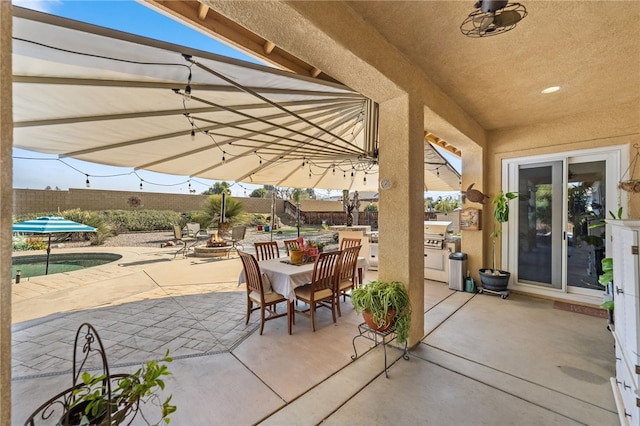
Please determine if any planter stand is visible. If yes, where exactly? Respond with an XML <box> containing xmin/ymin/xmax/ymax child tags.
<box><xmin>351</xmin><ymin>322</ymin><xmax>409</xmax><ymax>378</ymax></box>
<box><xmin>24</xmin><ymin>323</ymin><xmax>137</xmax><ymax>426</ymax></box>
<box><xmin>478</xmin><ymin>286</ymin><xmax>510</xmax><ymax>299</ymax></box>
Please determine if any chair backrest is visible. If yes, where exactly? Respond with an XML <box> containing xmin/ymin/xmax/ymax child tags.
<box><xmin>238</xmin><ymin>251</ymin><xmax>264</xmax><ymax>298</ymax></box>
<box><xmin>231</xmin><ymin>226</ymin><xmax>246</xmax><ymax>241</ymax></box>
<box><xmin>340</xmin><ymin>237</ymin><xmax>362</xmax><ymax>250</ymax></box>
<box><xmin>254</xmin><ymin>241</ymin><xmax>280</xmax><ymax>261</ymax></box>
<box><xmin>185</xmin><ymin>222</ymin><xmax>200</xmax><ymax>236</ymax></box>
<box><xmin>173</xmin><ymin>224</ymin><xmax>183</xmax><ymax>239</ymax></box>
<box><xmin>310</xmin><ymin>250</ymin><xmax>342</xmax><ymax>292</ymax></box>
<box><xmin>283</xmin><ymin>239</ymin><xmax>299</xmax><ymax>256</ymax></box>
<box><xmin>338</xmin><ymin>245</ymin><xmax>361</xmax><ymax>283</ymax></box>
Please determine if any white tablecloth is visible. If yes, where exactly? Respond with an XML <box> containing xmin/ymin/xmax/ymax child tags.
<box><xmin>238</xmin><ymin>256</ymin><xmax>368</xmax><ymax>301</ymax></box>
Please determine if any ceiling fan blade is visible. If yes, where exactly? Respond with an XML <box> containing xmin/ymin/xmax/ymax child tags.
<box><xmin>472</xmin><ymin>13</ymin><xmax>495</xmax><ymax>30</ymax></box>
<box><xmin>494</xmin><ymin>10</ymin><xmax>523</xmax><ymax>27</ymax></box>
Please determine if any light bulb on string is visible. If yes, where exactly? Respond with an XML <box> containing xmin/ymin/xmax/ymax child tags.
<box><xmin>436</xmin><ymin>168</ymin><xmax>440</xmax><ymax>177</ymax></box>
<box><xmin>350</xmin><ymin>170</ymin><xmax>355</xmax><ymax>182</ymax></box>
<box><xmin>222</xmin><ymin>152</ymin><xmax>226</xmax><ymax>164</ymax></box>
<box><xmin>188</xmin><ymin>181</ymin><xmax>192</xmax><ymax>192</ymax></box>
<box><xmin>85</xmin><ymin>175</ymin><xmax>90</xmax><ymax>188</ymax></box>
<box><xmin>301</xmin><ymin>158</ymin><xmax>306</xmax><ymax>168</ymax></box>
<box><xmin>332</xmin><ymin>165</ymin><xmax>335</xmax><ymax>175</ymax></box>
<box><xmin>363</xmin><ymin>174</ymin><xmax>367</xmax><ymax>185</ymax></box>
<box><xmin>184</xmin><ymin>84</ymin><xmax>191</xmax><ymax>101</ymax></box>
<box><xmin>190</xmin><ymin>128</ymin><xmax>196</xmax><ymax>140</ymax></box>
<box><xmin>139</xmin><ymin>181</ymin><xmax>143</xmax><ymax>190</ymax></box>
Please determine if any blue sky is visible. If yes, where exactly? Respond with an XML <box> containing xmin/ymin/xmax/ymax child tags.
<box><xmin>12</xmin><ymin>0</ymin><xmax>461</xmax><ymax>198</ymax></box>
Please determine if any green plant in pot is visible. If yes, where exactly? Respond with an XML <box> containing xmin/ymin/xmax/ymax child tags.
<box><xmin>350</xmin><ymin>280</ymin><xmax>411</xmax><ymax>344</ymax></box>
<box><xmin>479</xmin><ymin>190</ymin><xmax>518</xmax><ymax>291</ymax></box>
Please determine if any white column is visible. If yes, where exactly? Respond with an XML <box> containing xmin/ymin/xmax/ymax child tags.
<box><xmin>378</xmin><ymin>94</ymin><xmax>425</xmax><ymax>346</ymax></box>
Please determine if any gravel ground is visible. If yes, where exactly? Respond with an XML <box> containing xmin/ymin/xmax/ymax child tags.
<box><xmin>53</xmin><ymin>227</ymin><xmax>340</xmax><ymax>251</ymax></box>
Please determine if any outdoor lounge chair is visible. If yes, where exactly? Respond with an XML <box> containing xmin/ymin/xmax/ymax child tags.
<box><xmin>173</xmin><ymin>224</ymin><xmax>197</xmax><ymax>258</ymax></box>
<box><xmin>226</xmin><ymin>226</ymin><xmax>246</xmax><ymax>251</ymax></box>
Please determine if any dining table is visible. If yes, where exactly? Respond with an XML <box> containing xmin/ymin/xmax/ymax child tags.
<box><xmin>238</xmin><ymin>255</ymin><xmax>369</xmax><ymax>301</ymax></box>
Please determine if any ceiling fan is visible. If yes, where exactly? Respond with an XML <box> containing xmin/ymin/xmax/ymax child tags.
<box><xmin>460</xmin><ymin>1</ymin><xmax>528</xmax><ymax>38</ymax></box>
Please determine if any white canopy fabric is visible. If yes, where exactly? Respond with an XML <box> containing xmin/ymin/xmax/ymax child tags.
<box><xmin>12</xmin><ymin>7</ymin><xmax>460</xmax><ymax>192</ymax></box>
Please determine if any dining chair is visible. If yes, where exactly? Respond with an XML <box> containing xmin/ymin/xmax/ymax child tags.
<box><xmin>238</xmin><ymin>251</ymin><xmax>291</xmax><ymax>335</ymax></box>
<box><xmin>293</xmin><ymin>250</ymin><xmax>341</xmax><ymax>332</ymax></box>
<box><xmin>340</xmin><ymin>237</ymin><xmax>362</xmax><ymax>250</ymax></box>
<box><xmin>172</xmin><ymin>224</ymin><xmax>197</xmax><ymax>258</ymax></box>
<box><xmin>283</xmin><ymin>239</ymin><xmax>300</xmax><ymax>256</ymax></box>
<box><xmin>335</xmin><ymin>245</ymin><xmax>361</xmax><ymax>317</ymax></box>
<box><xmin>254</xmin><ymin>241</ymin><xmax>280</xmax><ymax>261</ymax></box>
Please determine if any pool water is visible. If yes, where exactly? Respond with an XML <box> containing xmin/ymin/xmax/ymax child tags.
<box><xmin>12</xmin><ymin>253</ymin><xmax>122</xmax><ymax>279</ymax></box>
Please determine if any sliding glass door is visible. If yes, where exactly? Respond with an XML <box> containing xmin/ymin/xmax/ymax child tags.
<box><xmin>516</xmin><ymin>161</ymin><xmax>563</xmax><ymax>288</ymax></box>
<box><xmin>505</xmin><ymin>148</ymin><xmax>622</xmax><ymax>297</ymax></box>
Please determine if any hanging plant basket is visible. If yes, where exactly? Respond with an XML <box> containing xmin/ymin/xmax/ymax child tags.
<box><xmin>619</xmin><ymin>144</ymin><xmax>640</xmax><ymax>193</ymax></box>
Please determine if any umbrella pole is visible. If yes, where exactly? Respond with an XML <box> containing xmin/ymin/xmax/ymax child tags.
<box><xmin>45</xmin><ymin>233</ymin><xmax>52</xmax><ymax>275</ymax></box>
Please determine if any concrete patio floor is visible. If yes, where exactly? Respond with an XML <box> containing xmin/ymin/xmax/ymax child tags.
<box><xmin>11</xmin><ymin>246</ymin><xmax>618</xmax><ymax>425</ymax></box>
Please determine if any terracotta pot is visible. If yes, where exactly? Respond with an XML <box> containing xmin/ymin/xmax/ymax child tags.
<box><xmin>362</xmin><ymin>309</ymin><xmax>396</xmax><ymax>332</ymax></box>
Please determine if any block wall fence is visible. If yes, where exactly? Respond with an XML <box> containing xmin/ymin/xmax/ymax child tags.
<box><xmin>13</xmin><ymin>188</ymin><xmax>284</xmax><ymax>216</ymax></box>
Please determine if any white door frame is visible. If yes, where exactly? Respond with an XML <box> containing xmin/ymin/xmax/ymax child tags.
<box><xmin>503</xmin><ymin>144</ymin><xmax>628</xmax><ymax>305</ymax></box>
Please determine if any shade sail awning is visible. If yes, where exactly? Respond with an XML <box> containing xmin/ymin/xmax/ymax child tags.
<box><xmin>12</xmin><ymin>7</ymin><xmax>460</xmax><ymax>192</ymax></box>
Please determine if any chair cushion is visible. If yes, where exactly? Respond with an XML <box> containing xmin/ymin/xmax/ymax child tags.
<box><xmin>295</xmin><ymin>285</ymin><xmax>333</xmax><ymax>301</ymax></box>
<box><xmin>249</xmin><ymin>290</ymin><xmax>285</xmax><ymax>304</ymax></box>
<box><xmin>338</xmin><ymin>279</ymin><xmax>354</xmax><ymax>292</ymax></box>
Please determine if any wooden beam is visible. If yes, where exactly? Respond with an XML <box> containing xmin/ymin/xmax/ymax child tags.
<box><xmin>310</xmin><ymin>67</ymin><xmax>322</xmax><ymax>78</ymax></box>
<box><xmin>263</xmin><ymin>40</ymin><xmax>276</xmax><ymax>54</ymax></box>
<box><xmin>197</xmin><ymin>3</ymin><xmax>209</xmax><ymax>20</ymax></box>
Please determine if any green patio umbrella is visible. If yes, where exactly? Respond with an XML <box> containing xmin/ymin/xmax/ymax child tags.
<box><xmin>12</xmin><ymin>216</ymin><xmax>97</xmax><ymax>274</ymax></box>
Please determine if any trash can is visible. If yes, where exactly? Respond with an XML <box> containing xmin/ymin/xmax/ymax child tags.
<box><xmin>448</xmin><ymin>252</ymin><xmax>467</xmax><ymax>291</ymax></box>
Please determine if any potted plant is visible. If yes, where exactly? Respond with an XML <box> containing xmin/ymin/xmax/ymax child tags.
<box><xmin>67</xmin><ymin>350</ymin><xmax>176</xmax><ymax>426</ymax></box>
<box><xmin>350</xmin><ymin>280</ymin><xmax>411</xmax><ymax>344</ymax></box>
<box><xmin>479</xmin><ymin>190</ymin><xmax>518</xmax><ymax>292</ymax></box>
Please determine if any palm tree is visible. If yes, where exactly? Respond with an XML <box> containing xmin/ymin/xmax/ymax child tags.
<box><xmin>192</xmin><ymin>195</ymin><xmax>244</xmax><ymax>232</ymax></box>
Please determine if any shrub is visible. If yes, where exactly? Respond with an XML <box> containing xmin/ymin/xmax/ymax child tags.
<box><xmin>26</xmin><ymin>236</ymin><xmax>48</xmax><ymax>250</ymax></box>
<box><xmin>12</xmin><ymin>235</ymin><xmax>30</xmax><ymax>251</ymax></box>
<box><xmin>96</xmin><ymin>210</ymin><xmax>181</xmax><ymax>232</ymax></box>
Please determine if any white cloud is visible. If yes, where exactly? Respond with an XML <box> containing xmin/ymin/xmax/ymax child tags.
<box><xmin>12</xmin><ymin>0</ymin><xmax>61</xmax><ymax>14</ymax></box>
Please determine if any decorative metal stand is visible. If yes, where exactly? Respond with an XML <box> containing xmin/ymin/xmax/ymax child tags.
<box><xmin>24</xmin><ymin>323</ymin><xmax>138</xmax><ymax>426</ymax></box>
<box><xmin>351</xmin><ymin>322</ymin><xmax>409</xmax><ymax>378</ymax></box>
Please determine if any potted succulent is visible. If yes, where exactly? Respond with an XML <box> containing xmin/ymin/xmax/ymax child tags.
<box><xmin>479</xmin><ymin>190</ymin><xmax>518</xmax><ymax>292</ymax></box>
<box><xmin>350</xmin><ymin>280</ymin><xmax>411</xmax><ymax>344</ymax></box>
<box><xmin>66</xmin><ymin>350</ymin><xmax>176</xmax><ymax>426</ymax></box>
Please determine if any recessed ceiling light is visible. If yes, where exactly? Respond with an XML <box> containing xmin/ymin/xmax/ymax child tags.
<box><xmin>541</xmin><ymin>86</ymin><xmax>561</xmax><ymax>94</ymax></box>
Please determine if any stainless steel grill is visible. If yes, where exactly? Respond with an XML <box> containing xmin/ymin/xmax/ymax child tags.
<box><xmin>424</xmin><ymin>221</ymin><xmax>453</xmax><ymax>249</ymax></box>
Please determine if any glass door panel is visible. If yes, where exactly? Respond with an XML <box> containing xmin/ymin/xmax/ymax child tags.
<box><xmin>517</xmin><ymin>162</ymin><xmax>563</xmax><ymax>288</ymax></box>
<box><xmin>566</xmin><ymin>160</ymin><xmax>607</xmax><ymax>291</ymax></box>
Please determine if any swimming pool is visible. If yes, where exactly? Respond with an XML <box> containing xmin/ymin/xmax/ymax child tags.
<box><xmin>12</xmin><ymin>252</ymin><xmax>123</xmax><ymax>280</ymax></box>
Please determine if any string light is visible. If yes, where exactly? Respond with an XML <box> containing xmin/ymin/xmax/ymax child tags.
<box><xmin>139</xmin><ymin>180</ymin><xmax>143</xmax><ymax>190</ymax></box>
<box><xmin>436</xmin><ymin>167</ymin><xmax>440</xmax><ymax>177</ymax></box>
<box><xmin>350</xmin><ymin>170</ymin><xmax>355</xmax><ymax>182</ymax></box>
<box><xmin>190</xmin><ymin>128</ymin><xmax>196</xmax><ymax>140</ymax></box>
<box><xmin>363</xmin><ymin>174</ymin><xmax>367</xmax><ymax>185</ymax></box>
<box><xmin>85</xmin><ymin>174</ymin><xmax>90</xmax><ymax>188</ymax></box>
<box><xmin>222</xmin><ymin>152</ymin><xmax>226</xmax><ymax>164</ymax></box>
<box><xmin>332</xmin><ymin>165</ymin><xmax>335</xmax><ymax>175</ymax></box>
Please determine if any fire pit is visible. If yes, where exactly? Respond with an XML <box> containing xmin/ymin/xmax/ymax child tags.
<box><xmin>193</xmin><ymin>233</ymin><xmax>233</xmax><ymax>258</ymax></box>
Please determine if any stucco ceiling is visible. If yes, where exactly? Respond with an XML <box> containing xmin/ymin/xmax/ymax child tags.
<box><xmin>147</xmin><ymin>1</ymin><xmax>640</xmax><ymax>133</ymax></box>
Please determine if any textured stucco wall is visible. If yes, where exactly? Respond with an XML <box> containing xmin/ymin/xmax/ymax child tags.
<box><xmin>0</xmin><ymin>2</ymin><xmax>12</xmax><ymax>422</ymax></box>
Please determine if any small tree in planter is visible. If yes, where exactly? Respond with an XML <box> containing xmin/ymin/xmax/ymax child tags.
<box><xmin>350</xmin><ymin>280</ymin><xmax>411</xmax><ymax>344</ymax></box>
<box><xmin>479</xmin><ymin>190</ymin><xmax>518</xmax><ymax>292</ymax></box>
